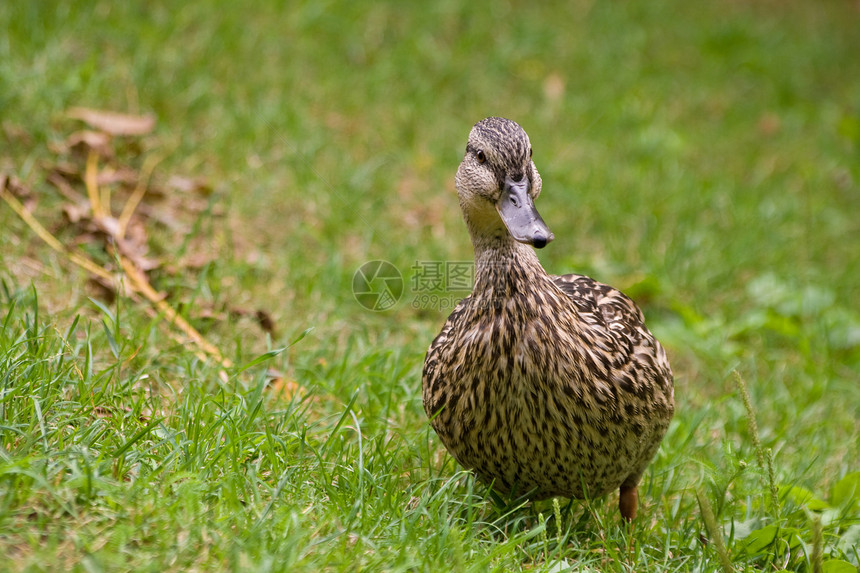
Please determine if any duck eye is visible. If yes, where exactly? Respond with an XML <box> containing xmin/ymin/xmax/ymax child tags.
<box><xmin>476</xmin><ymin>150</ymin><xmax>486</xmax><ymax>164</ymax></box>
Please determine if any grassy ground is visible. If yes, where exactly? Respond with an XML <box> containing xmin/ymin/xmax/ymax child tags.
<box><xmin>2</xmin><ymin>1</ymin><xmax>859</xmax><ymax>571</ymax></box>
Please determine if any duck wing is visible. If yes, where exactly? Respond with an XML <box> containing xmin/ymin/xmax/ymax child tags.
<box><xmin>552</xmin><ymin>273</ymin><xmax>674</xmax><ymax>396</ymax></box>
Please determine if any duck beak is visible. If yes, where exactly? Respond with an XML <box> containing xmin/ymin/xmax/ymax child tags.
<box><xmin>497</xmin><ymin>176</ymin><xmax>554</xmax><ymax>249</ymax></box>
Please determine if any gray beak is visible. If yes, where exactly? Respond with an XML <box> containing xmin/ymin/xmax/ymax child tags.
<box><xmin>496</xmin><ymin>176</ymin><xmax>554</xmax><ymax>248</ymax></box>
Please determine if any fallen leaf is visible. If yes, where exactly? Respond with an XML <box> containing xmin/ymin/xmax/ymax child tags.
<box><xmin>255</xmin><ymin>309</ymin><xmax>277</xmax><ymax>336</ymax></box>
<box><xmin>266</xmin><ymin>374</ymin><xmax>306</xmax><ymax>400</ymax></box>
<box><xmin>2</xmin><ymin>175</ymin><xmax>37</xmax><ymax>212</ymax></box>
<box><xmin>47</xmin><ymin>171</ymin><xmax>86</xmax><ymax>202</ymax></box>
<box><xmin>3</xmin><ymin>175</ymin><xmax>30</xmax><ymax>199</ymax></box>
<box><xmin>67</xmin><ymin>107</ymin><xmax>156</xmax><ymax>136</ymax></box>
<box><xmin>224</xmin><ymin>307</ymin><xmax>277</xmax><ymax>336</ymax></box>
<box><xmin>93</xmin><ymin>406</ymin><xmax>114</xmax><ymax>418</ymax></box>
<box><xmin>97</xmin><ymin>165</ymin><xmax>138</xmax><ymax>186</ymax></box>
<box><xmin>167</xmin><ymin>175</ymin><xmax>213</xmax><ymax>195</ymax></box>
<box><xmin>93</xmin><ymin>215</ymin><xmax>122</xmax><ymax>239</ymax></box>
<box><xmin>66</xmin><ymin>130</ymin><xmax>113</xmax><ymax>157</ymax></box>
<box><xmin>196</xmin><ymin>305</ymin><xmax>227</xmax><ymax>321</ymax></box>
<box><xmin>62</xmin><ymin>202</ymin><xmax>90</xmax><ymax>223</ymax></box>
<box><xmin>156</xmin><ymin>181</ymin><xmax>210</xmax><ymax>212</ymax></box>
<box><xmin>136</xmin><ymin>203</ymin><xmax>184</xmax><ymax>231</ymax></box>
<box><xmin>123</xmin><ymin>216</ymin><xmax>149</xmax><ymax>247</ymax></box>
<box><xmin>92</xmin><ymin>405</ymin><xmax>140</xmax><ymax>420</ymax></box>
<box><xmin>49</xmin><ymin>162</ymin><xmax>81</xmax><ymax>180</ymax></box>
<box><xmin>229</xmin><ymin>307</ymin><xmax>252</xmax><ymax>320</ymax></box>
<box><xmin>115</xmin><ymin>235</ymin><xmax>160</xmax><ymax>272</ymax></box>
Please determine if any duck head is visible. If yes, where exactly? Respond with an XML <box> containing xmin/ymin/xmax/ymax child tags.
<box><xmin>456</xmin><ymin>117</ymin><xmax>554</xmax><ymax>249</ymax></box>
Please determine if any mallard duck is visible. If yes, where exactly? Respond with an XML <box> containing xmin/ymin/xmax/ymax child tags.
<box><xmin>422</xmin><ymin>117</ymin><xmax>675</xmax><ymax>520</ymax></box>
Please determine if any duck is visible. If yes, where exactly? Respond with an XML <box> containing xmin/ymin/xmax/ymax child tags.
<box><xmin>422</xmin><ymin>117</ymin><xmax>675</xmax><ymax>520</ymax></box>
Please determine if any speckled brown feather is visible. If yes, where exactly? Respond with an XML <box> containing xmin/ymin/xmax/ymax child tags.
<box><xmin>422</xmin><ymin>118</ymin><xmax>674</xmax><ymax>512</ymax></box>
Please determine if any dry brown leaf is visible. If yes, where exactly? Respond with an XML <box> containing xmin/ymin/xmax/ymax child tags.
<box><xmin>255</xmin><ymin>309</ymin><xmax>277</xmax><ymax>337</ymax></box>
<box><xmin>5</xmin><ymin>115</ymin><xmax>233</xmax><ymax>371</ymax></box>
<box><xmin>92</xmin><ymin>215</ymin><xmax>122</xmax><ymax>239</ymax></box>
<box><xmin>224</xmin><ymin>306</ymin><xmax>277</xmax><ymax>336</ymax></box>
<box><xmin>114</xmin><ymin>226</ymin><xmax>160</xmax><ymax>272</ymax></box>
<box><xmin>47</xmin><ymin>171</ymin><xmax>85</xmax><ymax>202</ymax></box>
<box><xmin>266</xmin><ymin>371</ymin><xmax>306</xmax><ymax>400</ymax></box>
<box><xmin>84</xmin><ymin>270</ymin><xmax>121</xmax><ymax>298</ymax></box>
<box><xmin>97</xmin><ymin>165</ymin><xmax>138</xmax><ymax>186</ymax></box>
<box><xmin>3</xmin><ymin>174</ymin><xmax>37</xmax><ymax>212</ymax></box>
<box><xmin>196</xmin><ymin>305</ymin><xmax>227</xmax><ymax>321</ymax></box>
<box><xmin>66</xmin><ymin>130</ymin><xmax>113</xmax><ymax>157</ymax></box>
<box><xmin>228</xmin><ymin>306</ymin><xmax>252</xmax><ymax>320</ymax></box>
<box><xmin>123</xmin><ymin>216</ymin><xmax>148</xmax><ymax>247</ymax></box>
<box><xmin>49</xmin><ymin>162</ymin><xmax>81</xmax><ymax>180</ymax></box>
<box><xmin>62</xmin><ymin>202</ymin><xmax>90</xmax><ymax>223</ymax></box>
<box><xmin>155</xmin><ymin>184</ymin><xmax>210</xmax><ymax>213</ymax></box>
<box><xmin>4</xmin><ymin>175</ymin><xmax>30</xmax><ymax>199</ymax></box>
<box><xmin>93</xmin><ymin>406</ymin><xmax>115</xmax><ymax>418</ymax></box>
<box><xmin>117</xmin><ymin>246</ymin><xmax>160</xmax><ymax>272</ymax></box>
<box><xmin>67</xmin><ymin>107</ymin><xmax>156</xmax><ymax>136</ymax></box>
<box><xmin>135</xmin><ymin>203</ymin><xmax>184</xmax><ymax>230</ymax></box>
<box><xmin>92</xmin><ymin>405</ymin><xmax>144</xmax><ymax>421</ymax></box>
<box><xmin>167</xmin><ymin>174</ymin><xmax>212</xmax><ymax>195</ymax></box>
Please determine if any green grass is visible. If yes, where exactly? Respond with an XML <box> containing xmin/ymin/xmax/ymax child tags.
<box><xmin>2</xmin><ymin>1</ymin><xmax>859</xmax><ymax>571</ymax></box>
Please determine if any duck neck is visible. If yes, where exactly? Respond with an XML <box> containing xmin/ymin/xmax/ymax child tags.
<box><xmin>471</xmin><ymin>235</ymin><xmax>548</xmax><ymax>296</ymax></box>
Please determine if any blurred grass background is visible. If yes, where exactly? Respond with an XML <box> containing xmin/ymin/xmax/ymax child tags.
<box><xmin>1</xmin><ymin>1</ymin><xmax>859</xmax><ymax>571</ymax></box>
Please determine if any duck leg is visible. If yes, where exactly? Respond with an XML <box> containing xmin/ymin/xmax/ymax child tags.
<box><xmin>619</xmin><ymin>485</ymin><xmax>638</xmax><ymax>521</ymax></box>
